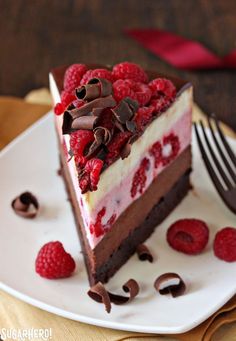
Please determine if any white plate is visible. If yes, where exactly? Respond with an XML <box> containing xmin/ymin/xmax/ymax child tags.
<box><xmin>0</xmin><ymin>112</ymin><xmax>235</xmax><ymax>334</ymax></box>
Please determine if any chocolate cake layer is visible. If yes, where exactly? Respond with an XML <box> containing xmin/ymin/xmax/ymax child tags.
<box><xmin>59</xmin><ymin>131</ymin><xmax>191</xmax><ymax>284</ymax></box>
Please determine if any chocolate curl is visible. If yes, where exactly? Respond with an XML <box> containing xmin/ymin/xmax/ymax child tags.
<box><xmin>87</xmin><ymin>279</ymin><xmax>139</xmax><ymax>313</ymax></box>
<box><xmin>87</xmin><ymin>282</ymin><xmax>111</xmax><ymax>313</ymax></box>
<box><xmin>136</xmin><ymin>244</ymin><xmax>153</xmax><ymax>263</ymax></box>
<box><xmin>85</xmin><ymin>127</ymin><xmax>112</xmax><ymax>158</ymax></box>
<box><xmin>76</xmin><ymin>84</ymin><xmax>100</xmax><ymax>101</ymax></box>
<box><xmin>88</xmin><ymin>78</ymin><xmax>113</xmax><ymax>97</ymax></box>
<box><xmin>109</xmin><ymin>279</ymin><xmax>139</xmax><ymax>305</ymax></box>
<box><xmin>62</xmin><ymin>95</ymin><xmax>116</xmax><ymax>134</ymax></box>
<box><xmin>76</xmin><ymin>78</ymin><xmax>112</xmax><ymax>101</ymax></box>
<box><xmin>71</xmin><ymin>115</ymin><xmax>98</xmax><ymax>130</ymax></box>
<box><xmin>11</xmin><ymin>192</ymin><xmax>39</xmax><ymax>219</ymax></box>
<box><xmin>112</xmin><ymin>98</ymin><xmax>137</xmax><ymax>124</ymax></box>
<box><xmin>154</xmin><ymin>273</ymin><xmax>186</xmax><ymax>298</ymax></box>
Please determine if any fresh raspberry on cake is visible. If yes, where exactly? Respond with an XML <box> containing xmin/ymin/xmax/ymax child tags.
<box><xmin>113</xmin><ymin>79</ymin><xmax>136</xmax><ymax>103</ymax></box>
<box><xmin>80</xmin><ymin>68</ymin><xmax>114</xmax><ymax>85</ymax></box>
<box><xmin>113</xmin><ymin>79</ymin><xmax>151</xmax><ymax>105</ymax></box>
<box><xmin>167</xmin><ymin>219</ymin><xmax>209</xmax><ymax>255</ymax></box>
<box><xmin>106</xmin><ymin>131</ymin><xmax>132</xmax><ymax>165</ymax></box>
<box><xmin>112</xmin><ymin>62</ymin><xmax>148</xmax><ymax>83</ymax></box>
<box><xmin>64</xmin><ymin>64</ymin><xmax>87</xmax><ymax>92</ymax></box>
<box><xmin>214</xmin><ymin>227</ymin><xmax>236</xmax><ymax>262</ymax></box>
<box><xmin>54</xmin><ymin>102</ymin><xmax>65</xmax><ymax>115</ymax></box>
<box><xmin>35</xmin><ymin>241</ymin><xmax>76</xmax><ymax>279</ymax></box>
<box><xmin>149</xmin><ymin>78</ymin><xmax>176</xmax><ymax>99</ymax></box>
<box><xmin>61</xmin><ymin>90</ymin><xmax>76</xmax><ymax>107</ymax></box>
<box><xmin>70</xmin><ymin>130</ymin><xmax>94</xmax><ymax>167</ymax></box>
<box><xmin>79</xmin><ymin>158</ymin><xmax>103</xmax><ymax>193</ymax></box>
<box><xmin>134</xmin><ymin>106</ymin><xmax>154</xmax><ymax>131</ymax></box>
<box><xmin>151</xmin><ymin>95</ymin><xmax>172</xmax><ymax>113</ymax></box>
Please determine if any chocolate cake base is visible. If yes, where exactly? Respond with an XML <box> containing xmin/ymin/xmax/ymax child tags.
<box><xmin>59</xmin><ymin>142</ymin><xmax>191</xmax><ymax>284</ymax></box>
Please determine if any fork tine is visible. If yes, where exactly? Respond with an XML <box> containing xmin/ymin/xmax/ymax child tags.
<box><xmin>211</xmin><ymin>113</ymin><xmax>236</xmax><ymax>167</ymax></box>
<box><xmin>207</xmin><ymin>116</ymin><xmax>236</xmax><ymax>184</ymax></box>
<box><xmin>199</xmin><ymin>120</ymin><xmax>233</xmax><ymax>190</ymax></box>
<box><xmin>194</xmin><ymin>123</ymin><xmax>226</xmax><ymax>196</ymax></box>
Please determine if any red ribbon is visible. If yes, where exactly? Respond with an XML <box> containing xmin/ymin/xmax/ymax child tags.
<box><xmin>125</xmin><ymin>29</ymin><xmax>236</xmax><ymax>70</ymax></box>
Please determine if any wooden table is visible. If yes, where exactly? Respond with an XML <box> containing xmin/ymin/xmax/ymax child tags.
<box><xmin>0</xmin><ymin>0</ymin><xmax>236</xmax><ymax>131</ymax></box>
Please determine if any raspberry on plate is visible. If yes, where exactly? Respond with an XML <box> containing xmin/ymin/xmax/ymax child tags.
<box><xmin>35</xmin><ymin>241</ymin><xmax>76</xmax><ymax>279</ymax></box>
<box><xmin>214</xmin><ymin>227</ymin><xmax>236</xmax><ymax>262</ymax></box>
<box><xmin>167</xmin><ymin>219</ymin><xmax>209</xmax><ymax>255</ymax></box>
<box><xmin>112</xmin><ymin>62</ymin><xmax>148</xmax><ymax>83</ymax></box>
<box><xmin>63</xmin><ymin>64</ymin><xmax>87</xmax><ymax>92</ymax></box>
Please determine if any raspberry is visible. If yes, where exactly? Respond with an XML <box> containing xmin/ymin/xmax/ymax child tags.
<box><xmin>89</xmin><ymin>208</ymin><xmax>117</xmax><ymax>238</ymax></box>
<box><xmin>70</xmin><ymin>130</ymin><xmax>94</xmax><ymax>167</ymax></box>
<box><xmin>149</xmin><ymin>141</ymin><xmax>162</xmax><ymax>168</ymax></box>
<box><xmin>167</xmin><ymin>219</ymin><xmax>209</xmax><ymax>255</ymax></box>
<box><xmin>162</xmin><ymin>133</ymin><xmax>180</xmax><ymax>166</ymax></box>
<box><xmin>106</xmin><ymin>131</ymin><xmax>132</xmax><ymax>165</ymax></box>
<box><xmin>214</xmin><ymin>227</ymin><xmax>236</xmax><ymax>262</ymax></box>
<box><xmin>80</xmin><ymin>68</ymin><xmax>113</xmax><ymax>85</ymax></box>
<box><xmin>134</xmin><ymin>106</ymin><xmax>154</xmax><ymax>131</ymax></box>
<box><xmin>54</xmin><ymin>102</ymin><xmax>65</xmax><ymax>115</ymax></box>
<box><xmin>61</xmin><ymin>90</ymin><xmax>76</xmax><ymax>107</ymax></box>
<box><xmin>113</xmin><ymin>79</ymin><xmax>151</xmax><ymax>105</ymax></box>
<box><xmin>131</xmin><ymin>157</ymin><xmax>150</xmax><ymax>198</ymax></box>
<box><xmin>113</xmin><ymin>79</ymin><xmax>136</xmax><ymax>103</ymax></box>
<box><xmin>79</xmin><ymin>158</ymin><xmax>103</xmax><ymax>193</ymax></box>
<box><xmin>64</xmin><ymin>64</ymin><xmax>87</xmax><ymax>92</ymax></box>
<box><xmin>150</xmin><ymin>95</ymin><xmax>171</xmax><ymax>114</ymax></box>
<box><xmin>132</xmin><ymin>82</ymin><xmax>152</xmax><ymax>106</ymax></box>
<box><xmin>89</xmin><ymin>207</ymin><xmax>106</xmax><ymax>238</ymax></box>
<box><xmin>149</xmin><ymin>78</ymin><xmax>176</xmax><ymax>99</ymax></box>
<box><xmin>35</xmin><ymin>241</ymin><xmax>76</xmax><ymax>279</ymax></box>
<box><xmin>112</xmin><ymin>62</ymin><xmax>148</xmax><ymax>83</ymax></box>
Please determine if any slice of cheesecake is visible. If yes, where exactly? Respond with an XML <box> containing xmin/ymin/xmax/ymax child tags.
<box><xmin>49</xmin><ymin>62</ymin><xmax>192</xmax><ymax>285</ymax></box>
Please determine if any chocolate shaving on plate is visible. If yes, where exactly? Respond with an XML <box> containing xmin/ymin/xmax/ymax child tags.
<box><xmin>87</xmin><ymin>279</ymin><xmax>139</xmax><ymax>313</ymax></box>
<box><xmin>136</xmin><ymin>244</ymin><xmax>153</xmax><ymax>263</ymax></box>
<box><xmin>87</xmin><ymin>281</ymin><xmax>112</xmax><ymax>313</ymax></box>
<box><xmin>154</xmin><ymin>273</ymin><xmax>186</xmax><ymax>298</ymax></box>
<box><xmin>11</xmin><ymin>192</ymin><xmax>39</xmax><ymax>219</ymax></box>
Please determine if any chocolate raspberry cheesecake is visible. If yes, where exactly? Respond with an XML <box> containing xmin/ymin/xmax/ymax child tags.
<box><xmin>49</xmin><ymin>62</ymin><xmax>192</xmax><ymax>285</ymax></box>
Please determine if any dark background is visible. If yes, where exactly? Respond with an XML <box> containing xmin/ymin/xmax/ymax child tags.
<box><xmin>0</xmin><ymin>0</ymin><xmax>236</xmax><ymax>130</ymax></box>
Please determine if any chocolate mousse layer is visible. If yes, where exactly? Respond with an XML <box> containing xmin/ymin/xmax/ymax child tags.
<box><xmin>59</xmin><ymin>134</ymin><xmax>191</xmax><ymax>285</ymax></box>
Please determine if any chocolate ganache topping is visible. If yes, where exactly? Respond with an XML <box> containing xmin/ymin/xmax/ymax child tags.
<box><xmin>62</xmin><ymin>77</ymin><xmax>139</xmax><ymax>163</ymax></box>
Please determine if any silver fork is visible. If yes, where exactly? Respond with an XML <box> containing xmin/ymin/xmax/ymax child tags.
<box><xmin>194</xmin><ymin>114</ymin><xmax>236</xmax><ymax>214</ymax></box>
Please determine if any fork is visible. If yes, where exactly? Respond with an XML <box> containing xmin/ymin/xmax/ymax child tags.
<box><xmin>194</xmin><ymin>114</ymin><xmax>236</xmax><ymax>214</ymax></box>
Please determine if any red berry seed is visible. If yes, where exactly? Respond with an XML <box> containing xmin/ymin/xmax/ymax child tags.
<box><xmin>35</xmin><ymin>241</ymin><xmax>76</xmax><ymax>279</ymax></box>
<box><xmin>214</xmin><ymin>227</ymin><xmax>236</xmax><ymax>262</ymax></box>
<box><xmin>167</xmin><ymin>219</ymin><xmax>209</xmax><ymax>255</ymax></box>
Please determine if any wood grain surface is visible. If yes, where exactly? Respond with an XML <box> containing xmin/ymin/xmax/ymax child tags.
<box><xmin>0</xmin><ymin>0</ymin><xmax>236</xmax><ymax>130</ymax></box>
